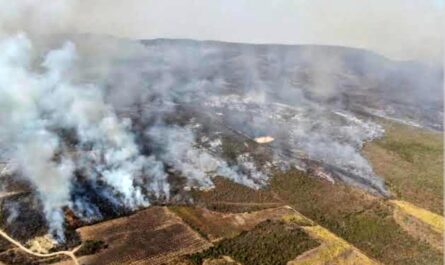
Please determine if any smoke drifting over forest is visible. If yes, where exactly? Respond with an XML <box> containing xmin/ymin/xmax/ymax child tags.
<box><xmin>0</xmin><ymin>1</ymin><xmax>442</xmax><ymax>241</ymax></box>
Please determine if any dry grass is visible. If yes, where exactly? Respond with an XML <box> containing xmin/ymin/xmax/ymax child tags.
<box><xmin>390</xmin><ymin>200</ymin><xmax>444</xmax><ymax>233</ymax></box>
<box><xmin>271</xmin><ymin>170</ymin><xmax>443</xmax><ymax>265</ymax></box>
<box><xmin>390</xmin><ymin>200</ymin><xmax>444</xmax><ymax>252</ymax></box>
<box><xmin>289</xmin><ymin>225</ymin><xmax>379</xmax><ymax>265</ymax></box>
<box><xmin>363</xmin><ymin>120</ymin><xmax>443</xmax><ymax>215</ymax></box>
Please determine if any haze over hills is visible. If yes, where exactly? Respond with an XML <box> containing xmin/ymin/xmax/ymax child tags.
<box><xmin>0</xmin><ymin>0</ymin><xmax>443</xmax><ymax>264</ymax></box>
<box><xmin>0</xmin><ymin>35</ymin><xmax>443</xmax><ymax>265</ymax></box>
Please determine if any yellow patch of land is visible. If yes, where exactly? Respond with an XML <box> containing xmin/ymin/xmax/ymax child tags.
<box><xmin>281</xmin><ymin>212</ymin><xmax>314</xmax><ymax>226</ymax></box>
<box><xmin>295</xmin><ymin>225</ymin><xmax>379</xmax><ymax>265</ymax></box>
<box><xmin>280</xmin><ymin>206</ymin><xmax>380</xmax><ymax>265</ymax></box>
<box><xmin>288</xmin><ymin>225</ymin><xmax>379</xmax><ymax>265</ymax></box>
<box><xmin>390</xmin><ymin>200</ymin><xmax>444</xmax><ymax>233</ymax></box>
<box><xmin>390</xmin><ymin>200</ymin><xmax>444</xmax><ymax>252</ymax></box>
<box><xmin>203</xmin><ymin>256</ymin><xmax>241</xmax><ymax>265</ymax></box>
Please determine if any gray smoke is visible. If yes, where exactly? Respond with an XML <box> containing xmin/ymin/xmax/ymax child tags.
<box><xmin>0</xmin><ymin>34</ymin><xmax>162</xmax><ymax>239</ymax></box>
<box><xmin>0</xmin><ymin>34</ymin><xmax>269</xmax><ymax>240</ymax></box>
<box><xmin>147</xmin><ymin>124</ymin><xmax>267</xmax><ymax>189</ymax></box>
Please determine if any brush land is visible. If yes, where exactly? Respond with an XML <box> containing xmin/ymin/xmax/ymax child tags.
<box><xmin>0</xmin><ymin>118</ymin><xmax>442</xmax><ymax>265</ymax></box>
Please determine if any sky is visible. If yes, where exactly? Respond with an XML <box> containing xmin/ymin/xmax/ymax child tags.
<box><xmin>70</xmin><ymin>0</ymin><xmax>444</xmax><ymax>62</ymax></box>
<box><xmin>0</xmin><ymin>0</ymin><xmax>443</xmax><ymax>61</ymax></box>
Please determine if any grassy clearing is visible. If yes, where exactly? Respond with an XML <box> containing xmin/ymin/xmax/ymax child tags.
<box><xmin>390</xmin><ymin>200</ymin><xmax>444</xmax><ymax>233</ymax></box>
<box><xmin>363</xmin><ymin>120</ymin><xmax>443</xmax><ymax>214</ymax></box>
<box><xmin>392</xmin><ymin>203</ymin><xmax>443</xmax><ymax>252</ymax></box>
<box><xmin>188</xmin><ymin>220</ymin><xmax>319</xmax><ymax>265</ymax></box>
<box><xmin>289</xmin><ymin>225</ymin><xmax>379</xmax><ymax>265</ymax></box>
<box><xmin>390</xmin><ymin>201</ymin><xmax>444</xmax><ymax>254</ymax></box>
<box><xmin>271</xmin><ymin>170</ymin><xmax>443</xmax><ymax>265</ymax></box>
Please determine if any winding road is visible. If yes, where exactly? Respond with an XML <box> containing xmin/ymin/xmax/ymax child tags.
<box><xmin>0</xmin><ymin>230</ymin><xmax>81</xmax><ymax>265</ymax></box>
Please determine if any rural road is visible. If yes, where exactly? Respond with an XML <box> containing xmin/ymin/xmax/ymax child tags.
<box><xmin>0</xmin><ymin>229</ymin><xmax>81</xmax><ymax>265</ymax></box>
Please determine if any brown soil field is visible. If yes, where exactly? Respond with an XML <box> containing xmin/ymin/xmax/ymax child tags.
<box><xmin>170</xmin><ymin>206</ymin><xmax>298</xmax><ymax>241</ymax></box>
<box><xmin>54</xmin><ymin>207</ymin><xmax>211</xmax><ymax>265</ymax></box>
<box><xmin>191</xmin><ymin>177</ymin><xmax>281</xmax><ymax>213</ymax></box>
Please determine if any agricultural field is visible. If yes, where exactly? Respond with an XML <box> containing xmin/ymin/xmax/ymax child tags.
<box><xmin>54</xmin><ymin>207</ymin><xmax>211</xmax><ymax>265</ymax></box>
<box><xmin>182</xmin><ymin>205</ymin><xmax>380</xmax><ymax>265</ymax></box>
<box><xmin>189</xmin><ymin>220</ymin><xmax>320</xmax><ymax>265</ymax></box>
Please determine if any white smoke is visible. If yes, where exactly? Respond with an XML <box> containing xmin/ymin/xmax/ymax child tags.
<box><xmin>0</xmin><ymin>34</ymin><xmax>73</xmax><ymax>239</ymax></box>
<box><xmin>0</xmin><ymin>33</ymin><xmax>268</xmax><ymax>240</ymax></box>
<box><xmin>0</xmin><ymin>34</ymin><xmax>169</xmax><ymax>240</ymax></box>
<box><xmin>147</xmin><ymin>125</ymin><xmax>267</xmax><ymax>189</ymax></box>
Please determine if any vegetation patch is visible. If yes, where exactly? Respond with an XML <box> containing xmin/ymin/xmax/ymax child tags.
<box><xmin>363</xmin><ymin>120</ymin><xmax>443</xmax><ymax>214</ymax></box>
<box><xmin>76</xmin><ymin>240</ymin><xmax>108</xmax><ymax>256</ymax></box>
<box><xmin>271</xmin><ymin>170</ymin><xmax>443</xmax><ymax>265</ymax></box>
<box><xmin>281</xmin><ymin>212</ymin><xmax>314</xmax><ymax>227</ymax></box>
<box><xmin>289</xmin><ymin>225</ymin><xmax>378</xmax><ymax>265</ymax></box>
<box><xmin>188</xmin><ymin>220</ymin><xmax>319</xmax><ymax>265</ymax></box>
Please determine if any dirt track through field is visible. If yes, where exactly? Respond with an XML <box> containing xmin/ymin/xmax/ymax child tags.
<box><xmin>0</xmin><ymin>229</ymin><xmax>81</xmax><ymax>265</ymax></box>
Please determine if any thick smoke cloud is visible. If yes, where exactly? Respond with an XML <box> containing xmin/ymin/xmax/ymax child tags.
<box><xmin>0</xmin><ymin>34</ymin><xmax>269</xmax><ymax>240</ymax></box>
<box><xmin>0</xmin><ymin>34</ymin><xmax>164</xmax><ymax>239</ymax></box>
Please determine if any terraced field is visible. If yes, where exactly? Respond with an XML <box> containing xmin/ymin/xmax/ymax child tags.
<box><xmin>55</xmin><ymin>207</ymin><xmax>211</xmax><ymax>265</ymax></box>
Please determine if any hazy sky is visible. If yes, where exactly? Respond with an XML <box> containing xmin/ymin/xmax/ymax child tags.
<box><xmin>0</xmin><ymin>0</ymin><xmax>443</xmax><ymax>61</ymax></box>
<box><xmin>69</xmin><ymin>0</ymin><xmax>444</xmax><ymax>61</ymax></box>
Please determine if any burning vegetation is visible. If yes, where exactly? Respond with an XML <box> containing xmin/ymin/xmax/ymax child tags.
<box><xmin>0</xmin><ymin>2</ymin><xmax>443</xmax><ymax>265</ymax></box>
<box><xmin>0</xmin><ymin>31</ymin><xmax>442</xmax><ymax>243</ymax></box>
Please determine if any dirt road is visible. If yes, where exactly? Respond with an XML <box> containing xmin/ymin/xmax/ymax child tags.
<box><xmin>0</xmin><ymin>230</ymin><xmax>81</xmax><ymax>265</ymax></box>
